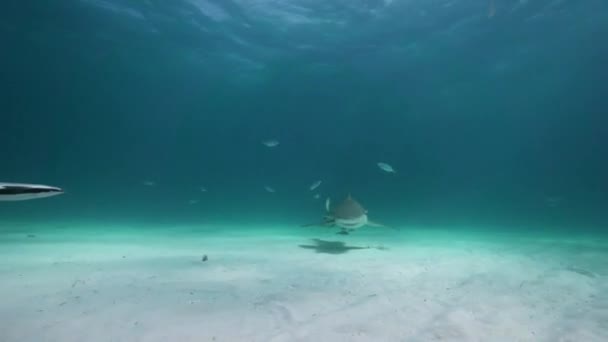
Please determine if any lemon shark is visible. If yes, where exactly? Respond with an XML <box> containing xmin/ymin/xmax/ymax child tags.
<box><xmin>0</xmin><ymin>182</ymin><xmax>64</xmax><ymax>201</ymax></box>
<box><xmin>302</xmin><ymin>194</ymin><xmax>386</xmax><ymax>234</ymax></box>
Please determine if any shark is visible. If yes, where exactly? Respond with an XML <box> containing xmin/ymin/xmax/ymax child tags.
<box><xmin>303</xmin><ymin>194</ymin><xmax>386</xmax><ymax>234</ymax></box>
<box><xmin>0</xmin><ymin>182</ymin><xmax>64</xmax><ymax>201</ymax></box>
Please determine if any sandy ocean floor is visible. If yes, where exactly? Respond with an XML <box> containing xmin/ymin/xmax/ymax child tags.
<box><xmin>0</xmin><ymin>222</ymin><xmax>607</xmax><ymax>342</ymax></box>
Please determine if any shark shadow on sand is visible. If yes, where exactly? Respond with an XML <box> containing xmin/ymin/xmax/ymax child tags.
<box><xmin>299</xmin><ymin>239</ymin><xmax>371</xmax><ymax>254</ymax></box>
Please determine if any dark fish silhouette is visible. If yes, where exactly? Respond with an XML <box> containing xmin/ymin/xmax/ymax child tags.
<box><xmin>0</xmin><ymin>182</ymin><xmax>64</xmax><ymax>201</ymax></box>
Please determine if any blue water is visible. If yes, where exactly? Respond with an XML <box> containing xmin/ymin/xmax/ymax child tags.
<box><xmin>2</xmin><ymin>3</ymin><xmax>608</xmax><ymax>341</ymax></box>
<box><xmin>1</xmin><ymin>0</ymin><xmax>607</xmax><ymax>229</ymax></box>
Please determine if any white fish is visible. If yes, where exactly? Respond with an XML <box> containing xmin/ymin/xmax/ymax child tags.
<box><xmin>264</xmin><ymin>185</ymin><xmax>276</xmax><ymax>193</ymax></box>
<box><xmin>262</xmin><ymin>139</ymin><xmax>279</xmax><ymax>147</ymax></box>
<box><xmin>377</xmin><ymin>162</ymin><xmax>396</xmax><ymax>173</ymax></box>
<box><xmin>309</xmin><ymin>180</ymin><xmax>322</xmax><ymax>191</ymax></box>
<box><xmin>200</xmin><ymin>187</ymin><xmax>207</xmax><ymax>192</ymax></box>
<box><xmin>313</xmin><ymin>193</ymin><xmax>320</xmax><ymax>199</ymax></box>
<box><xmin>188</xmin><ymin>199</ymin><xmax>199</xmax><ymax>205</ymax></box>
<box><xmin>0</xmin><ymin>182</ymin><xmax>64</xmax><ymax>201</ymax></box>
<box><xmin>142</xmin><ymin>180</ymin><xmax>156</xmax><ymax>186</ymax></box>
<box><xmin>545</xmin><ymin>196</ymin><xmax>564</xmax><ymax>207</ymax></box>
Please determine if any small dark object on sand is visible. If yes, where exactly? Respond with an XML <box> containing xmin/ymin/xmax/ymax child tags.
<box><xmin>202</xmin><ymin>255</ymin><xmax>208</xmax><ymax>262</ymax></box>
<box><xmin>27</xmin><ymin>234</ymin><xmax>36</xmax><ymax>238</ymax></box>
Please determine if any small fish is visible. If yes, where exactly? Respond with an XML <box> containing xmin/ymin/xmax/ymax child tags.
<box><xmin>188</xmin><ymin>199</ymin><xmax>199</xmax><ymax>205</ymax></box>
<box><xmin>200</xmin><ymin>187</ymin><xmax>207</xmax><ymax>192</ymax></box>
<box><xmin>264</xmin><ymin>186</ymin><xmax>276</xmax><ymax>193</ymax></box>
<box><xmin>309</xmin><ymin>180</ymin><xmax>322</xmax><ymax>191</ymax></box>
<box><xmin>142</xmin><ymin>180</ymin><xmax>156</xmax><ymax>187</ymax></box>
<box><xmin>545</xmin><ymin>196</ymin><xmax>564</xmax><ymax>208</ymax></box>
<box><xmin>377</xmin><ymin>162</ymin><xmax>396</xmax><ymax>173</ymax></box>
<box><xmin>262</xmin><ymin>139</ymin><xmax>279</xmax><ymax>147</ymax></box>
<box><xmin>313</xmin><ymin>193</ymin><xmax>320</xmax><ymax>199</ymax></box>
<box><xmin>488</xmin><ymin>0</ymin><xmax>496</xmax><ymax>18</ymax></box>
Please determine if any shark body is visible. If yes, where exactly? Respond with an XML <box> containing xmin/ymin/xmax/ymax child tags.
<box><xmin>304</xmin><ymin>194</ymin><xmax>385</xmax><ymax>234</ymax></box>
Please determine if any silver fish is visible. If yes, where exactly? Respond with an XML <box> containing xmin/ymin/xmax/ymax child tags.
<box><xmin>142</xmin><ymin>180</ymin><xmax>156</xmax><ymax>186</ymax></box>
<box><xmin>262</xmin><ymin>139</ymin><xmax>279</xmax><ymax>147</ymax></box>
<box><xmin>309</xmin><ymin>180</ymin><xmax>322</xmax><ymax>191</ymax></box>
<box><xmin>377</xmin><ymin>162</ymin><xmax>396</xmax><ymax>173</ymax></box>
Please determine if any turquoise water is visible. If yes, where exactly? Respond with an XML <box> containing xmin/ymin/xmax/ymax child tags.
<box><xmin>1</xmin><ymin>0</ymin><xmax>607</xmax><ymax>228</ymax></box>
<box><xmin>1</xmin><ymin>1</ymin><xmax>607</xmax><ymax>341</ymax></box>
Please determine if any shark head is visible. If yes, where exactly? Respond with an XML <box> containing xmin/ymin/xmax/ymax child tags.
<box><xmin>328</xmin><ymin>195</ymin><xmax>369</xmax><ymax>229</ymax></box>
<box><xmin>303</xmin><ymin>194</ymin><xmax>384</xmax><ymax>231</ymax></box>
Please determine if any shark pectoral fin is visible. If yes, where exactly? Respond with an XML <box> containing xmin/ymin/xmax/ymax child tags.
<box><xmin>301</xmin><ymin>218</ymin><xmax>336</xmax><ymax>228</ymax></box>
<box><xmin>301</xmin><ymin>222</ymin><xmax>330</xmax><ymax>227</ymax></box>
<box><xmin>367</xmin><ymin>221</ymin><xmax>391</xmax><ymax>229</ymax></box>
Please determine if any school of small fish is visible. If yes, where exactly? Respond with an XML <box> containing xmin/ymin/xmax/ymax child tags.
<box><xmin>134</xmin><ymin>154</ymin><xmax>397</xmax><ymax>205</ymax></box>
<box><xmin>5</xmin><ymin>151</ymin><xmax>396</xmax><ymax>203</ymax></box>
<box><xmin>126</xmin><ymin>137</ymin><xmax>400</xmax><ymax>205</ymax></box>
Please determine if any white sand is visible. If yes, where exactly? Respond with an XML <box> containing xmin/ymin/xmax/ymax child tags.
<box><xmin>0</xmin><ymin>223</ymin><xmax>607</xmax><ymax>342</ymax></box>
